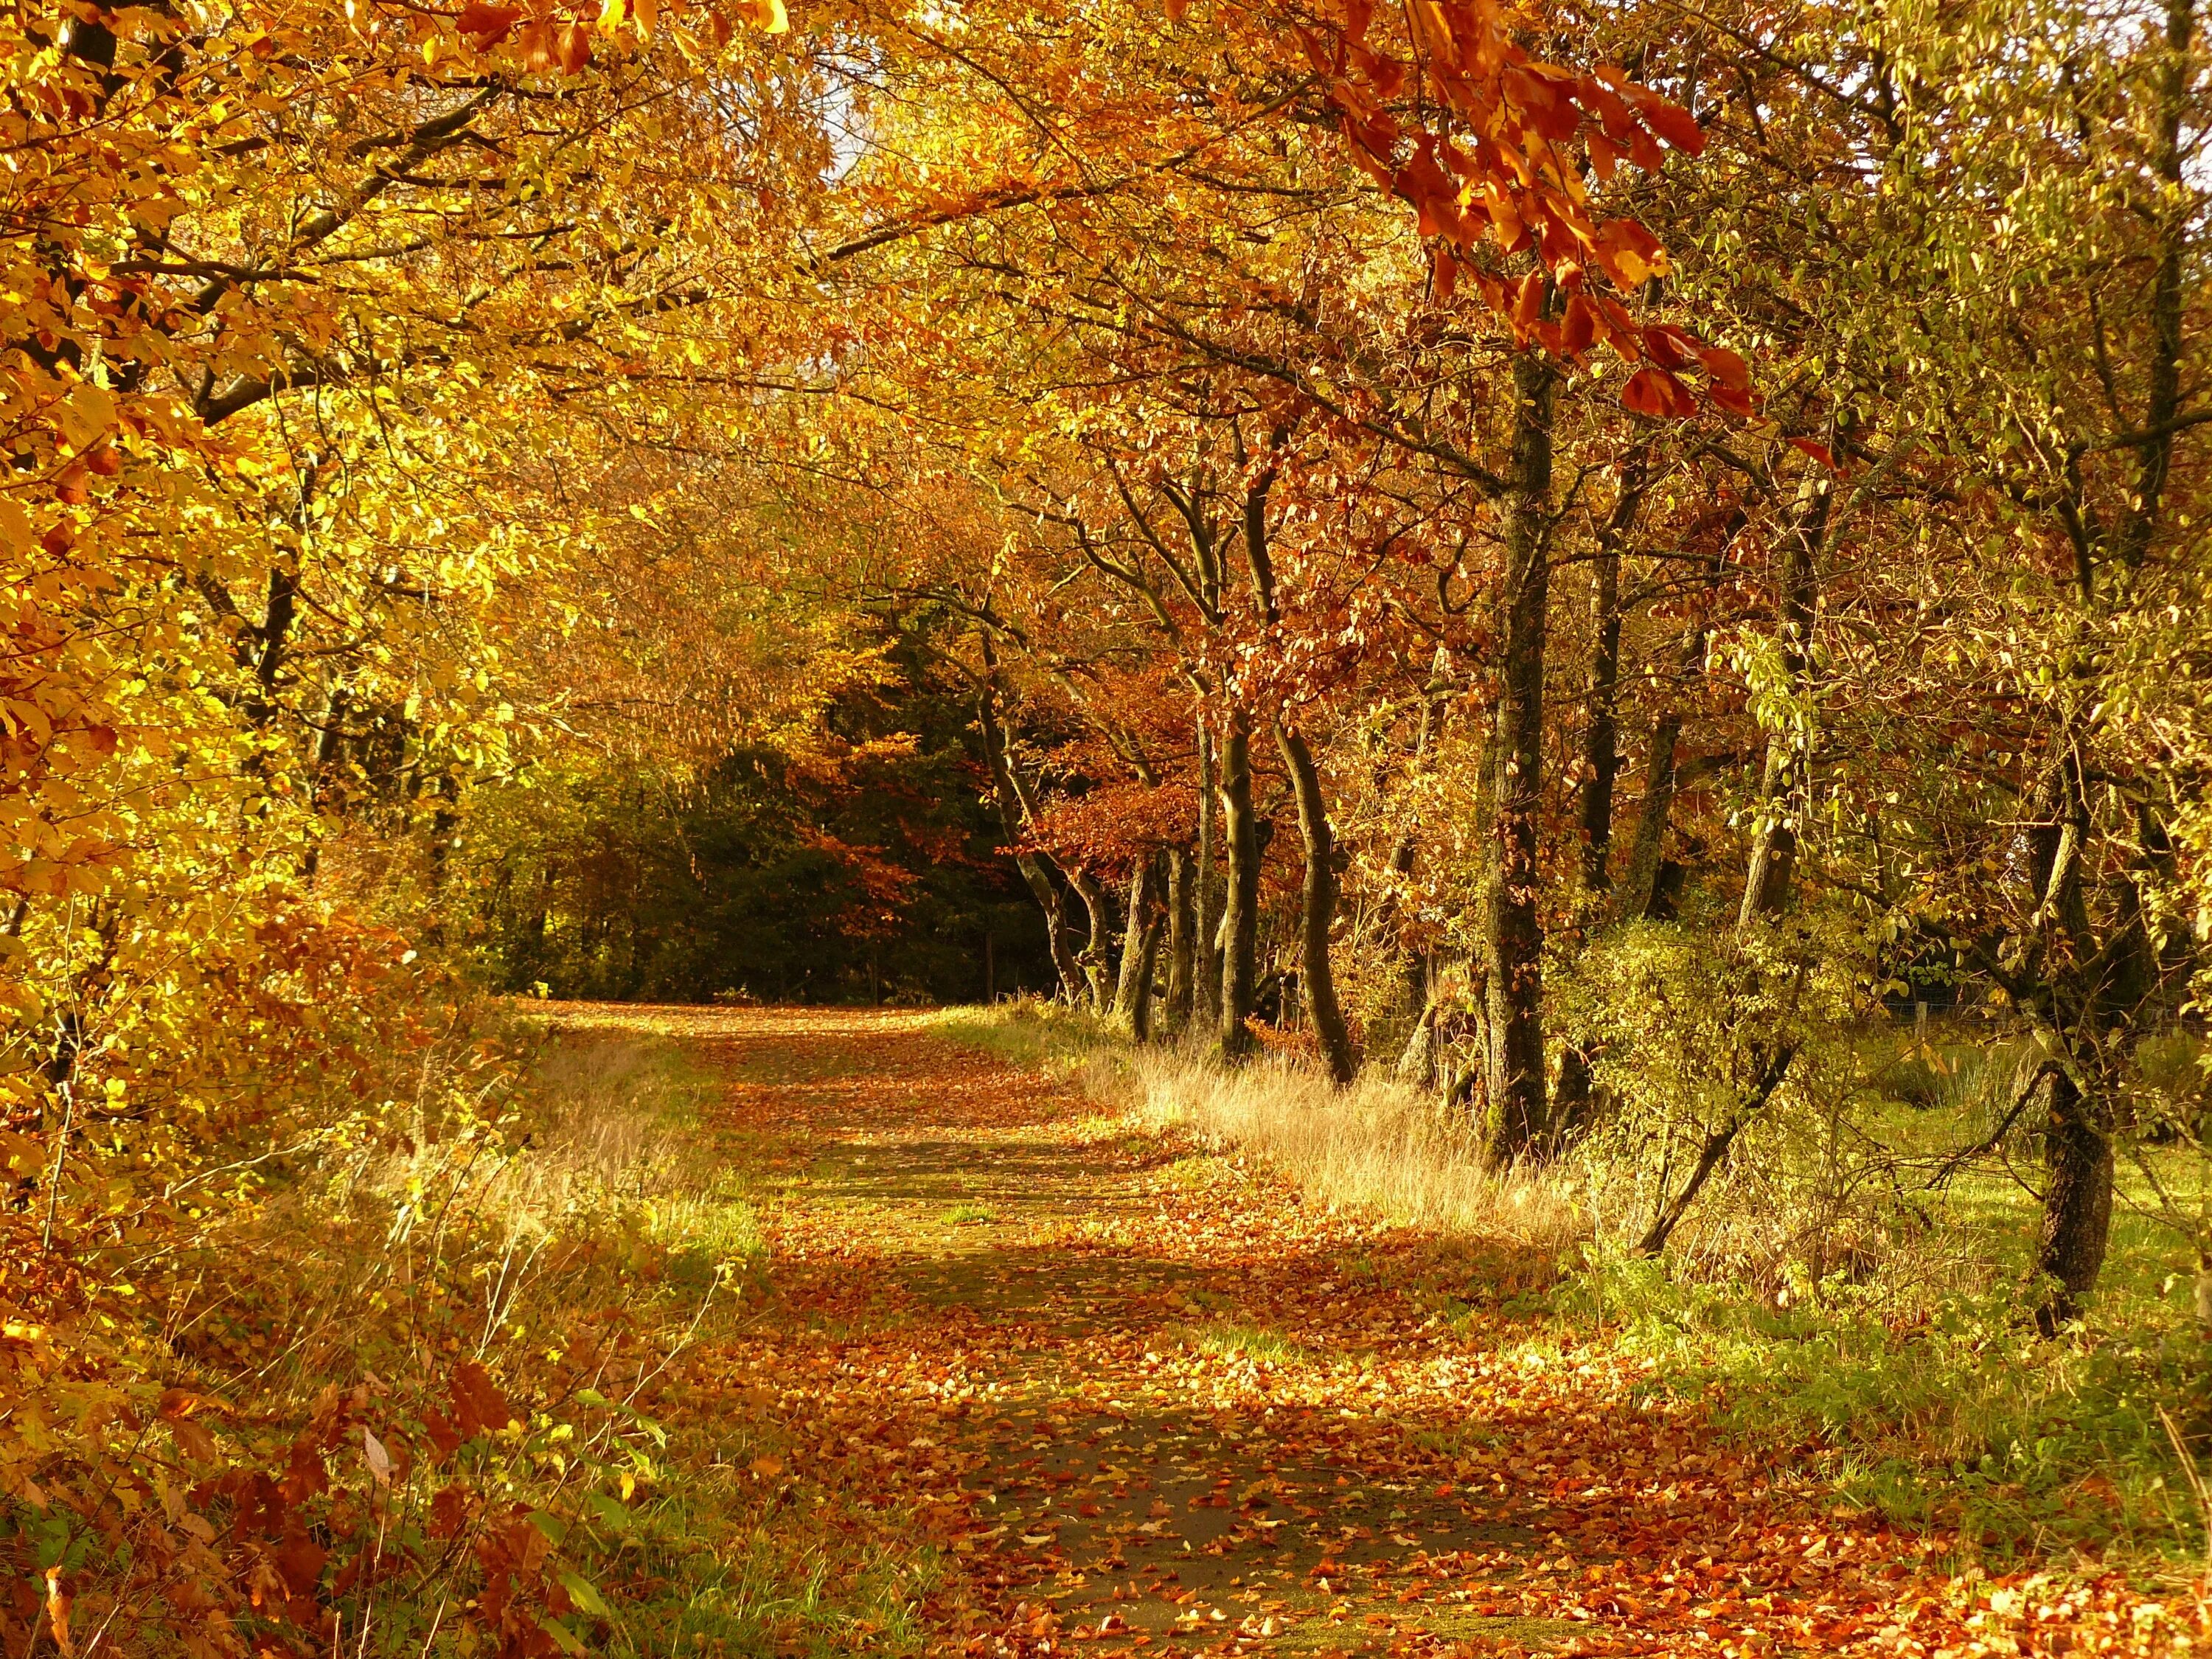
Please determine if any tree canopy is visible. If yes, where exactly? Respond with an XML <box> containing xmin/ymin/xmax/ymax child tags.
<box><xmin>5</xmin><ymin>0</ymin><xmax>2212</xmax><ymax>1648</ymax></box>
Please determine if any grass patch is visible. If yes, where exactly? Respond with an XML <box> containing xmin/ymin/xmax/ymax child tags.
<box><xmin>1187</xmin><ymin>1320</ymin><xmax>1312</xmax><ymax>1366</ymax></box>
<box><xmin>944</xmin><ymin>1202</ymin><xmax>998</xmax><ymax>1225</ymax></box>
<box><xmin>936</xmin><ymin>1000</ymin><xmax>1585</xmax><ymax>1254</ymax></box>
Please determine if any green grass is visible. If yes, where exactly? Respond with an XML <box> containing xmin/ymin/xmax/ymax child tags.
<box><xmin>1187</xmin><ymin>1320</ymin><xmax>1313</xmax><ymax>1366</ymax></box>
<box><xmin>930</xmin><ymin>998</ymin><xmax>1117</xmax><ymax>1074</ymax></box>
<box><xmin>943</xmin><ymin>1202</ymin><xmax>997</xmax><ymax>1225</ymax></box>
<box><xmin>1564</xmin><ymin>1121</ymin><xmax>2212</xmax><ymax>1560</ymax></box>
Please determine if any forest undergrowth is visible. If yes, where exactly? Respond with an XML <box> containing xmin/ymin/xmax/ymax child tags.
<box><xmin>936</xmin><ymin>1001</ymin><xmax>2212</xmax><ymax>1580</ymax></box>
<box><xmin>6</xmin><ymin>1000</ymin><xmax>937</xmax><ymax>1659</ymax></box>
<box><xmin>24</xmin><ymin>996</ymin><xmax>2208</xmax><ymax>1658</ymax></box>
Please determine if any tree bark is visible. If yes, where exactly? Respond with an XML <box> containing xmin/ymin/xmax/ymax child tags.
<box><xmin>1275</xmin><ymin>723</ymin><xmax>1357</xmax><ymax>1084</ymax></box>
<box><xmin>2019</xmin><ymin>0</ymin><xmax>2194</xmax><ymax>1326</ymax></box>
<box><xmin>1164</xmin><ymin>846</ymin><xmax>1196</xmax><ymax>1029</ymax></box>
<box><xmin>1071</xmin><ymin>869</ymin><xmax>1115</xmax><ymax>1013</ymax></box>
<box><xmin>2034</xmin><ymin>1063</ymin><xmax>2113</xmax><ymax>1333</ymax></box>
<box><xmin>1739</xmin><ymin>471</ymin><xmax>1830</xmax><ymax>927</ymax></box>
<box><xmin>1622</xmin><ymin>712</ymin><xmax>1683</xmax><ymax>923</ymax></box>
<box><xmin>1115</xmin><ymin>853</ymin><xmax>1163</xmax><ymax>1032</ymax></box>
<box><xmin>1395</xmin><ymin>977</ymin><xmax>1438</xmax><ymax>1088</ymax></box>
<box><xmin>1194</xmin><ymin>701</ymin><xmax>1223</xmax><ymax>1029</ymax></box>
<box><xmin>978</xmin><ymin>692</ymin><xmax>1086</xmax><ymax>1002</ymax></box>
<box><xmin>1478</xmin><ymin>348</ymin><xmax>1559</xmax><ymax>1163</ymax></box>
<box><xmin>1217</xmin><ymin>709</ymin><xmax>1261</xmax><ymax>1062</ymax></box>
<box><xmin>1577</xmin><ymin>448</ymin><xmax>1647</xmax><ymax>897</ymax></box>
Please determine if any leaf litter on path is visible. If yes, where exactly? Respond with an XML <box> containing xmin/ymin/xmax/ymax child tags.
<box><xmin>546</xmin><ymin>1004</ymin><xmax>2202</xmax><ymax>1658</ymax></box>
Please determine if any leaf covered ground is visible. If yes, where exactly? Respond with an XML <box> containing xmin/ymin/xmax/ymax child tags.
<box><xmin>551</xmin><ymin>1004</ymin><xmax>2203</xmax><ymax>1658</ymax></box>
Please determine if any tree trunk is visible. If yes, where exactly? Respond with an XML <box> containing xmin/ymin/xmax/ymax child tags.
<box><xmin>1739</xmin><ymin>472</ymin><xmax>1830</xmax><ymax>927</ymax></box>
<box><xmin>1275</xmin><ymin>723</ymin><xmax>1357</xmax><ymax>1084</ymax></box>
<box><xmin>2034</xmin><ymin>1064</ymin><xmax>2113</xmax><ymax>1334</ymax></box>
<box><xmin>1194</xmin><ymin>701</ymin><xmax>1222</xmax><ymax>1029</ymax></box>
<box><xmin>1621</xmin><ymin>712</ymin><xmax>1683</xmax><ymax>923</ymax></box>
<box><xmin>2017</xmin><ymin>0</ymin><xmax>2191</xmax><ymax>1324</ymax></box>
<box><xmin>1115</xmin><ymin>854</ymin><xmax>1163</xmax><ymax>1032</ymax></box>
<box><xmin>978</xmin><ymin>693</ymin><xmax>1087</xmax><ymax>1002</ymax></box>
<box><xmin>1164</xmin><ymin>846</ymin><xmax>1196</xmax><ymax>1030</ymax></box>
<box><xmin>1217</xmin><ymin>709</ymin><xmax>1260</xmax><ymax>1062</ymax></box>
<box><xmin>1071</xmin><ymin>869</ymin><xmax>1115</xmax><ymax>1013</ymax></box>
<box><xmin>1636</xmin><ymin>1043</ymin><xmax>1799</xmax><ymax>1256</ymax></box>
<box><xmin>1578</xmin><ymin>448</ymin><xmax>1646</xmax><ymax>898</ymax></box>
<box><xmin>1478</xmin><ymin>348</ymin><xmax>1559</xmax><ymax>1163</ymax></box>
<box><xmin>1395</xmin><ymin>975</ymin><xmax>1437</xmax><ymax>1088</ymax></box>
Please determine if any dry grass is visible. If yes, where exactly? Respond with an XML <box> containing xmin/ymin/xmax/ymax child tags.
<box><xmin>941</xmin><ymin>1002</ymin><xmax>1587</xmax><ymax>1255</ymax></box>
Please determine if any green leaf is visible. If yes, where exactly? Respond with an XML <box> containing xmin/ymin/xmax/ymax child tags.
<box><xmin>537</xmin><ymin>1614</ymin><xmax>587</xmax><ymax>1656</ymax></box>
<box><xmin>527</xmin><ymin>1509</ymin><xmax>570</xmax><ymax>1545</ymax></box>
<box><xmin>583</xmin><ymin>1492</ymin><xmax>633</xmax><ymax>1534</ymax></box>
<box><xmin>559</xmin><ymin>1570</ymin><xmax>613</xmax><ymax>1618</ymax></box>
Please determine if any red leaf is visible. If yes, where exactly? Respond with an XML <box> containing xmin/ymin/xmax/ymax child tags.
<box><xmin>1697</xmin><ymin>344</ymin><xmax>1750</xmax><ymax>389</ymax></box>
<box><xmin>428</xmin><ymin>1484</ymin><xmax>470</xmax><ymax>1540</ymax></box>
<box><xmin>1790</xmin><ymin>436</ymin><xmax>1840</xmax><ymax>470</ymax></box>
<box><xmin>1622</xmin><ymin>366</ymin><xmax>1695</xmax><ymax>420</ymax></box>
<box><xmin>420</xmin><ymin>1407</ymin><xmax>462</xmax><ymax>1463</ymax></box>
<box><xmin>451</xmin><ymin>1360</ymin><xmax>515</xmax><ymax>1437</ymax></box>
<box><xmin>1641</xmin><ymin>324</ymin><xmax>1697</xmax><ymax>370</ymax></box>
<box><xmin>274</xmin><ymin>1533</ymin><xmax>327</xmax><ymax>1596</ymax></box>
<box><xmin>1637</xmin><ymin>97</ymin><xmax>1706</xmax><ymax>156</ymax></box>
<box><xmin>1587</xmin><ymin>130</ymin><xmax>1622</xmax><ymax>183</ymax></box>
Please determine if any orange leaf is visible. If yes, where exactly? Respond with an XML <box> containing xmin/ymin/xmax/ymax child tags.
<box><xmin>517</xmin><ymin>17</ymin><xmax>555</xmax><ymax>67</ymax></box>
<box><xmin>557</xmin><ymin>19</ymin><xmax>591</xmax><ymax>71</ymax></box>
<box><xmin>1559</xmin><ymin>293</ymin><xmax>1595</xmax><ymax>356</ymax></box>
<box><xmin>44</xmin><ymin>1568</ymin><xmax>70</xmax><ymax>1659</ymax></box>
<box><xmin>1512</xmin><ymin>270</ymin><xmax>1545</xmax><ymax>332</ymax></box>
<box><xmin>1637</xmin><ymin>97</ymin><xmax>1706</xmax><ymax>155</ymax></box>
<box><xmin>456</xmin><ymin>1</ymin><xmax>520</xmax><ymax>47</ymax></box>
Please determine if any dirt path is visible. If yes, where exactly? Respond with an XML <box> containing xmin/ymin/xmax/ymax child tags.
<box><xmin>552</xmin><ymin>1005</ymin><xmax>2104</xmax><ymax>1658</ymax></box>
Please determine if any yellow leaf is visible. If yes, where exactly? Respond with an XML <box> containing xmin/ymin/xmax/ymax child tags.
<box><xmin>597</xmin><ymin>0</ymin><xmax>626</xmax><ymax>32</ymax></box>
<box><xmin>0</xmin><ymin>498</ymin><xmax>32</xmax><ymax>554</ymax></box>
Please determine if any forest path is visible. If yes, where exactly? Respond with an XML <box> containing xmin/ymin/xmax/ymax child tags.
<box><xmin>553</xmin><ymin>1004</ymin><xmax>1967</xmax><ymax>1658</ymax></box>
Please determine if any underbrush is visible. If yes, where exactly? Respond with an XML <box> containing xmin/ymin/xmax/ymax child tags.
<box><xmin>937</xmin><ymin>998</ymin><xmax>2212</xmax><ymax>1570</ymax></box>
<box><xmin>936</xmin><ymin>1001</ymin><xmax>1582</xmax><ymax>1253</ymax></box>
<box><xmin>7</xmin><ymin>1005</ymin><xmax>936</xmax><ymax>1659</ymax></box>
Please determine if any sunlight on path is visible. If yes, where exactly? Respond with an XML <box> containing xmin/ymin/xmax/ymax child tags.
<box><xmin>548</xmin><ymin>1005</ymin><xmax>2038</xmax><ymax>1658</ymax></box>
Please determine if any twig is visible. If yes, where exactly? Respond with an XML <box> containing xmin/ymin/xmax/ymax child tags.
<box><xmin>1923</xmin><ymin>1060</ymin><xmax>2062</xmax><ymax>1191</ymax></box>
<box><xmin>41</xmin><ymin>1077</ymin><xmax>77</xmax><ymax>1253</ymax></box>
<box><xmin>2158</xmin><ymin>1406</ymin><xmax>2212</xmax><ymax>1568</ymax></box>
